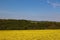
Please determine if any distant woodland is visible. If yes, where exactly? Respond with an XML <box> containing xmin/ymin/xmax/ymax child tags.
<box><xmin>0</xmin><ymin>19</ymin><xmax>60</xmax><ymax>30</ymax></box>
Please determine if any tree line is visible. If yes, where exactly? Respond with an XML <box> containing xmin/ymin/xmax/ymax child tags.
<box><xmin>0</xmin><ymin>19</ymin><xmax>60</xmax><ymax>30</ymax></box>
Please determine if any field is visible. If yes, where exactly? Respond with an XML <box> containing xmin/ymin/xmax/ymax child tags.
<box><xmin>0</xmin><ymin>30</ymin><xmax>60</xmax><ymax>40</ymax></box>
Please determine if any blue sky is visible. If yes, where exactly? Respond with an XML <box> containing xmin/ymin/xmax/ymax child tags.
<box><xmin>0</xmin><ymin>0</ymin><xmax>60</xmax><ymax>21</ymax></box>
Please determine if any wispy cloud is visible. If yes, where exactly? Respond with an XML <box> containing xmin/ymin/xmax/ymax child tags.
<box><xmin>47</xmin><ymin>0</ymin><xmax>60</xmax><ymax>8</ymax></box>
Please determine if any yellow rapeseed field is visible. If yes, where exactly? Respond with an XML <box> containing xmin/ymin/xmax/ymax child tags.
<box><xmin>0</xmin><ymin>30</ymin><xmax>60</xmax><ymax>40</ymax></box>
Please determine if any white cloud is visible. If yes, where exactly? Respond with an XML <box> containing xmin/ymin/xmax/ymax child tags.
<box><xmin>47</xmin><ymin>0</ymin><xmax>60</xmax><ymax>8</ymax></box>
<box><xmin>0</xmin><ymin>10</ymin><xmax>23</xmax><ymax>19</ymax></box>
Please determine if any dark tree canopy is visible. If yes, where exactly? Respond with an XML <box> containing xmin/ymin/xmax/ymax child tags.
<box><xmin>0</xmin><ymin>19</ymin><xmax>60</xmax><ymax>30</ymax></box>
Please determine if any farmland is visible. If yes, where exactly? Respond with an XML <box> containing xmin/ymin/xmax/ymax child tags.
<box><xmin>0</xmin><ymin>30</ymin><xmax>60</xmax><ymax>40</ymax></box>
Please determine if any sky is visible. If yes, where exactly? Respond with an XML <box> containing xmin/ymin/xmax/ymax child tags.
<box><xmin>0</xmin><ymin>0</ymin><xmax>60</xmax><ymax>22</ymax></box>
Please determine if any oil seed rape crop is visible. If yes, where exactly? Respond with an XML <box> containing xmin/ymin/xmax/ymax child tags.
<box><xmin>0</xmin><ymin>30</ymin><xmax>60</xmax><ymax>40</ymax></box>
